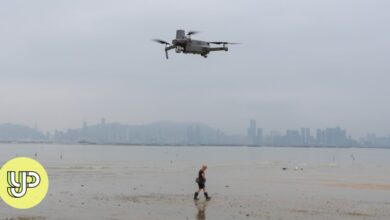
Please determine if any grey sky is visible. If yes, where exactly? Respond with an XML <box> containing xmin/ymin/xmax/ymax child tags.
<box><xmin>1</xmin><ymin>0</ymin><xmax>389</xmax><ymax>137</ymax></box>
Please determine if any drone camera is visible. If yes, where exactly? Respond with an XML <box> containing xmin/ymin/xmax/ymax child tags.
<box><xmin>175</xmin><ymin>46</ymin><xmax>184</xmax><ymax>53</ymax></box>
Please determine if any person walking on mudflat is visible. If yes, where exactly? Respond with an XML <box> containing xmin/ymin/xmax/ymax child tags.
<box><xmin>194</xmin><ymin>165</ymin><xmax>211</xmax><ymax>200</ymax></box>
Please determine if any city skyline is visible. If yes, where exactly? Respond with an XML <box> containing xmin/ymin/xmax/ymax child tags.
<box><xmin>2</xmin><ymin>118</ymin><xmax>389</xmax><ymax>138</ymax></box>
<box><xmin>0</xmin><ymin>119</ymin><xmax>388</xmax><ymax>147</ymax></box>
<box><xmin>1</xmin><ymin>116</ymin><xmax>389</xmax><ymax>139</ymax></box>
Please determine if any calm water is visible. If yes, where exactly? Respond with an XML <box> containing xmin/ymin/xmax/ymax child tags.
<box><xmin>1</xmin><ymin>144</ymin><xmax>390</xmax><ymax>166</ymax></box>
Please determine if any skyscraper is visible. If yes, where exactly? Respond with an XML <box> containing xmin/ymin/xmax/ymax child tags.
<box><xmin>305</xmin><ymin>128</ymin><xmax>310</xmax><ymax>145</ymax></box>
<box><xmin>301</xmin><ymin>128</ymin><xmax>305</xmax><ymax>144</ymax></box>
<box><xmin>256</xmin><ymin>128</ymin><xmax>263</xmax><ymax>145</ymax></box>
<box><xmin>301</xmin><ymin>127</ymin><xmax>311</xmax><ymax>145</ymax></box>
<box><xmin>247</xmin><ymin>120</ymin><xmax>257</xmax><ymax>145</ymax></box>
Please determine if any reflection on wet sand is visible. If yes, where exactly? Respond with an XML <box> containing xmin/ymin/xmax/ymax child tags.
<box><xmin>194</xmin><ymin>200</ymin><xmax>208</xmax><ymax>220</ymax></box>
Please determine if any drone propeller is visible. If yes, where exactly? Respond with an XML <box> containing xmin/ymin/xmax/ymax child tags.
<box><xmin>209</xmin><ymin>41</ymin><xmax>240</xmax><ymax>45</ymax></box>
<box><xmin>153</xmin><ymin>39</ymin><xmax>170</xmax><ymax>45</ymax></box>
<box><xmin>187</xmin><ymin>31</ymin><xmax>199</xmax><ymax>36</ymax></box>
<box><xmin>153</xmin><ymin>39</ymin><xmax>171</xmax><ymax>59</ymax></box>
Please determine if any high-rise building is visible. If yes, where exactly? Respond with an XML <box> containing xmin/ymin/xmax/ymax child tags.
<box><xmin>247</xmin><ymin>120</ymin><xmax>257</xmax><ymax>145</ymax></box>
<box><xmin>269</xmin><ymin>130</ymin><xmax>281</xmax><ymax>146</ymax></box>
<box><xmin>256</xmin><ymin>128</ymin><xmax>263</xmax><ymax>145</ymax></box>
<box><xmin>316</xmin><ymin>127</ymin><xmax>347</xmax><ymax>146</ymax></box>
<box><xmin>316</xmin><ymin>129</ymin><xmax>325</xmax><ymax>145</ymax></box>
<box><xmin>305</xmin><ymin>128</ymin><xmax>310</xmax><ymax>145</ymax></box>
<box><xmin>301</xmin><ymin>127</ymin><xmax>311</xmax><ymax>145</ymax></box>
<box><xmin>286</xmin><ymin>129</ymin><xmax>301</xmax><ymax>146</ymax></box>
<box><xmin>301</xmin><ymin>128</ymin><xmax>305</xmax><ymax>144</ymax></box>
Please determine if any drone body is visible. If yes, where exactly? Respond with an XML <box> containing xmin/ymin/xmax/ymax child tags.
<box><xmin>154</xmin><ymin>30</ymin><xmax>238</xmax><ymax>59</ymax></box>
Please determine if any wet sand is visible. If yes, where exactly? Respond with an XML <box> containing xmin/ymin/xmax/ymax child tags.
<box><xmin>1</xmin><ymin>160</ymin><xmax>390</xmax><ymax>220</ymax></box>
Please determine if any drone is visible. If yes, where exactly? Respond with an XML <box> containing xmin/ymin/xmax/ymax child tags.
<box><xmin>153</xmin><ymin>30</ymin><xmax>238</xmax><ymax>59</ymax></box>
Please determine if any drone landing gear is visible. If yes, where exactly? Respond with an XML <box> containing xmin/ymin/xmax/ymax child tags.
<box><xmin>164</xmin><ymin>45</ymin><xmax>175</xmax><ymax>59</ymax></box>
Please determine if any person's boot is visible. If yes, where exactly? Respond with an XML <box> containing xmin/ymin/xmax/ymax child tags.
<box><xmin>194</xmin><ymin>192</ymin><xmax>199</xmax><ymax>200</ymax></box>
<box><xmin>204</xmin><ymin>192</ymin><xmax>211</xmax><ymax>201</ymax></box>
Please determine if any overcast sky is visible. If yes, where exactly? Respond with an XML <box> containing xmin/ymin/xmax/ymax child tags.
<box><xmin>1</xmin><ymin>0</ymin><xmax>389</xmax><ymax>137</ymax></box>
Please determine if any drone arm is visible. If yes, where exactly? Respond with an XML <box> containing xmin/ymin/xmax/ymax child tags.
<box><xmin>165</xmin><ymin>45</ymin><xmax>175</xmax><ymax>59</ymax></box>
<box><xmin>208</xmin><ymin>46</ymin><xmax>228</xmax><ymax>52</ymax></box>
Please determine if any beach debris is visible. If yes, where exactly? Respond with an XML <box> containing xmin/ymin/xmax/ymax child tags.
<box><xmin>283</xmin><ymin>166</ymin><xmax>304</xmax><ymax>171</ymax></box>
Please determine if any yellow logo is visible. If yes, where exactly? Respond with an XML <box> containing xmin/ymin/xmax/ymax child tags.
<box><xmin>0</xmin><ymin>157</ymin><xmax>49</xmax><ymax>209</ymax></box>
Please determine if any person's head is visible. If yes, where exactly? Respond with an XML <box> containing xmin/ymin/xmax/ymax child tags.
<box><xmin>201</xmin><ymin>165</ymin><xmax>207</xmax><ymax>171</ymax></box>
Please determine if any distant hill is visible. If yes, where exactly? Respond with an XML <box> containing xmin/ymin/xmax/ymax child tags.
<box><xmin>0</xmin><ymin>123</ymin><xmax>46</xmax><ymax>141</ymax></box>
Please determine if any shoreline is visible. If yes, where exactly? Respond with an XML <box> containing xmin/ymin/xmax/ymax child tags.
<box><xmin>1</xmin><ymin>141</ymin><xmax>390</xmax><ymax>149</ymax></box>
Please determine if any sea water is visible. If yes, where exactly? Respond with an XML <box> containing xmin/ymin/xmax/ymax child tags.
<box><xmin>1</xmin><ymin>144</ymin><xmax>389</xmax><ymax>166</ymax></box>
